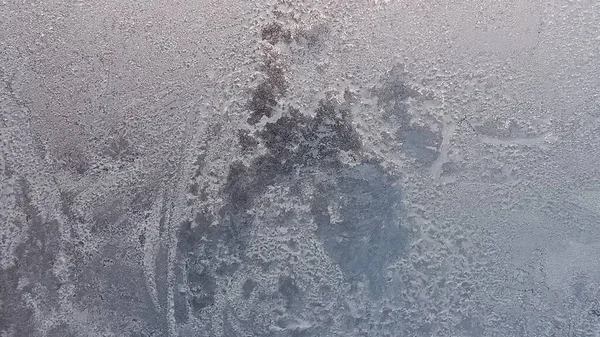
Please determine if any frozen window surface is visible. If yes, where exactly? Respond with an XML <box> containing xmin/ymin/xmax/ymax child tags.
<box><xmin>1</xmin><ymin>1</ymin><xmax>600</xmax><ymax>336</ymax></box>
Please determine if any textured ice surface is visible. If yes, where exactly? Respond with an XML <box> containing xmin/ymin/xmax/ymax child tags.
<box><xmin>2</xmin><ymin>0</ymin><xmax>600</xmax><ymax>336</ymax></box>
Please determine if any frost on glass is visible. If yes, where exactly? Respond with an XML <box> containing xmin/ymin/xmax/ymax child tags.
<box><xmin>1</xmin><ymin>0</ymin><xmax>600</xmax><ymax>336</ymax></box>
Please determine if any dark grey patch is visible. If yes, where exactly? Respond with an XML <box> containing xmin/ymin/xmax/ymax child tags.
<box><xmin>158</xmin><ymin>212</ymin><xmax>166</xmax><ymax>235</ymax></box>
<box><xmin>59</xmin><ymin>190</ymin><xmax>82</xmax><ymax>223</ymax></box>
<box><xmin>177</xmin><ymin>214</ymin><xmax>239</xmax><ymax>278</ymax></box>
<box><xmin>189</xmin><ymin>182</ymin><xmax>199</xmax><ymax>196</ymax></box>
<box><xmin>456</xmin><ymin>316</ymin><xmax>485</xmax><ymax>337</ymax></box>
<box><xmin>91</xmin><ymin>198</ymin><xmax>125</xmax><ymax>235</ymax></box>
<box><xmin>187</xmin><ymin>266</ymin><xmax>217</xmax><ymax>312</ymax></box>
<box><xmin>286</xmin><ymin>238</ymin><xmax>298</xmax><ymax>250</ymax></box>
<box><xmin>261</xmin><ymin>22</ymin><xmax>293</xmax><ymax>45</ymax></box>
<box><xmin>130</xmin><ymin>186</ymin><xmax>158</xmax><ymax>215</ymax></box>
<box><xmin>260</xmin><ymin>260</ymin><xmax>273</xmax><ymax>273</ymax></box>
<box><xmin>105</xmin><ymin>135</ymin><xmax>138</xmax><ymax>162</ymax></box>
<box><xmin>12</xmin><ymin>178</ymin><xmax>62</xmax><ymax>296</ymax></box>
<box><xmin>377</xmin><ymin>65</ymin><xmax>410</xmax><ymax>102</ymax></box>
<box><xmin>192</xmin><ymin>153</ymin><xmax>207</xmax><ymax>179</ymax></box>
<box><xmin>61</xmin><ymin>145</ymin><xmax>89</xmax><ymax>174</ymax></box>
<box><xmin>173</xmin><ymin>263</ymin><xmax>189</xmax><ymax>324</ymax></box>
<box><xmin>68</xmin><ymin>241</ymin><xmax>168</xmax><ymax>336</ymax></box>
<box><xmin>226</xmin><ymin>100</ymin><xmax>361</xmax><ymax>211</ymax></box>
<box><xmin>216</xmin><ymin>261</ymin><xmax>239</xmax><ymax>276</ymax></box>
<box><xmin>572</xmin><ymin>273</ymin><xmax>589</xmax><ymax>300</ymax></box>
<box><xmin>375</xmin><ymin>65</ymin><xmax>441</xmax><ymax>167</ymax></box>
<box><xmin>189</xmin><ymin>294</ymin><xmax>214</xmax><ymax>312</ymax></box>
<box><xmin>247</xmin><ymin>52</ymin><xmax>287</xmax><ymax>125</ymax></box>
<box><xmin>259</xmin><ymin>109</ymin><xmax>311</xmax><ymax>160</ymax></box>
<box><xmin>193</xmin><ymin>210</ymin><xmax>213</xmax><ymax>232</ymax></box>
<box><xmin>274</xmin><ymin>317</ymin><xmax>287</xmax><ymax>329</ymax></box>
<box><xmin>77</xmin><ymin>248</ymin><xmax>146</xmax><ymax>309</ymax></box>
<box><xmin>2</xmin><ymin>157</ymin><xmax>14</xmax><ymax>178</ymax></box>
<box><xmin>398</xmin><ymin>126</ymin><xmax>441</xmax><ymax>166</ymax></box>
<box><xmin>177</xmin><ymin>211</ymin><xmax>238</xmax><ymax>264</ymax></box>
<box><xmin>238</xmin><ymin>129</ymin><xmax>259</xmax><ymax>151</ymax></box>
<box><xmin>258</xmin><ymin>103</ymin><xmax>361</xmax><ymax>164</ymax></box>
<box><xmin>176</xmin><ymin>220</ymin><xmax>201</xmax><ymax>253</ymax></box>
<box><xmin>278</xmin><ymin>275</ymin><xmax>301</xmax><ymax>309</ymax></box>
<box><xmin>261</xmin><ymin>20</ymin><xmax>327</xmax><ymax>51</ymax></box>
<box><xmin>242</xmin><ymin>278</ymin><xmax>256</xmax><ymax>299</ymax></box>
<box><xmin>155</xmin><ymin>244</ymin><xmax>169</xmax><ymax>311</ymax></box>
<box><xmin>375</xmin><ymin>65</ymin><xmax>413</xmax><ymax>124</ymax></box>
<box><xmin>14</xmin><ymin>219</ymin><xmax>63</xmax><ymax>293</ymax></box>
<box><xmin>441</xmin><ymin>161</ymin><xmax>459</xmax><ymax>176</ymax></box>
<box><xmin>223</xmin><ymin>156</ymin><xmax>280</xmax><ymax>217</ymax></box>
<box><xmin>312</xmin><ymin>163</ymin><xmax>405</xmax><ymax>297</ymax></box>
<box><xmin>247</xmin><ymin>80</ymin><xmax>286</xmax><ymax>125</ymax></box>
<box><xmin>176</xmin><ymin>216</ymin><xmax>235</xmax><ymax>318</ymax></box>
<box><xmin>310</xmin><ymin>101</ymin><xmax>362</xmax><ymax>157</ymax></box>
<box><xmin>296</xmin><ymin>24</ymin><xmax>329</xmax><ymax>49</ymax></box>
<box><xmin>0</xmin><ymin>265</ymin><xmax>35</xmax><ymax>337</ymax></box>
<box><xmin>15</xmin><ymin>177</ymin><xmax>42</xmax><ymax>226</ymax></box>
